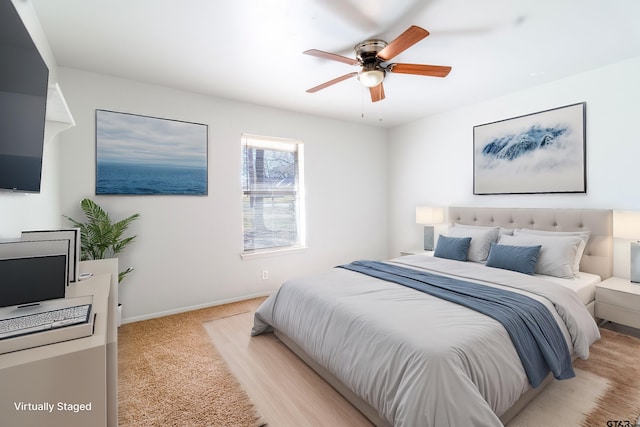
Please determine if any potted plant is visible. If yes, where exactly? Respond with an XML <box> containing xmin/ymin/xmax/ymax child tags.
<box><xmin>65</xmin><ymin>198</ymin><xmax>140</xmax><ymax>283</ymax></box>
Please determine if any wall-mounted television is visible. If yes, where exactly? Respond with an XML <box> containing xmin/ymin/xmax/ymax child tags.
<box><xmin>0</xmin><ymin>0</ymin><xmax>49</xmax><ymax>193</ymax></box>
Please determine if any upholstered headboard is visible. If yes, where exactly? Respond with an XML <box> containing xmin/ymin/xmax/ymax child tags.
<box><xmin>447</xmin><ymin>207</ymin><xmax>613</xmax><ymax>280</ymax></box>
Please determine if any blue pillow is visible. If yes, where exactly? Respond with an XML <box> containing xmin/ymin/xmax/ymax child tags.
<box><xmin>434</xmin><ymin>236</ymin><xmax>472</xmax><ymax>261</ymax></box>
<box><xmin>485</xmin><ymin>243</ymin><xmax>541</xmax><ymax>275</ymax></box>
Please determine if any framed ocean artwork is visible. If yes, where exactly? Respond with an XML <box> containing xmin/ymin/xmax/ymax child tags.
<box><xmin>95</xmin><ymin>110</ymin><xmax>208</xmax><ymax>195</ymax></box>
<box><xmin>473</xmin><ymin>102</ymin><xmax>586</xmax><ymax>195</ymax></box>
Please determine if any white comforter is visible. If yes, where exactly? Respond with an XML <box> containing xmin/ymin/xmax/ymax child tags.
<box><xmin>251</xmin><ymin>255</ymin><xmax>600</xmax><ymax>427</ymax></box>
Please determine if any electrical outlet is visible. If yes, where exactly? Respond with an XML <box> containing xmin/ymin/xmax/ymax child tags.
<box><xmin>262</xmin><ymin>270</ymin><xmax>269</xmax><ymax>280</ymax></box>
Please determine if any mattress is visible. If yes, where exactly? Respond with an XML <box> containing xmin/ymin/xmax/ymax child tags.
<box><xmin>536</xmin><ymin>271</ymin><xmax>601</xmax><ymax>306</ymax></box>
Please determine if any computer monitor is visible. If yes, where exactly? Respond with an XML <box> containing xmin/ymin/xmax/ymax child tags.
<box><xmin>0</xmin><ymin>239</ymin><xmax>69</xmax><ymax>308</ymax></box>
<box><xmin>0</xmin><ymin>255</ymin><xmax>67</xmax><ymax>308</ymax></box>
<box><xmin>21</xmin><ymin>229</ymin><xmax>81</xmax><ymax>282</ymax></box>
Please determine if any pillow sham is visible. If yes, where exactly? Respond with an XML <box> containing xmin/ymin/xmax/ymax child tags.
<box><xmin>485</xmin><ymin>243</ymin><xmax>541</xmax><ymax>275</ymax></box>
<box><xmin>434</xmin><ymin>235</ymin><xmax>472</xmax><ymax>262</ymax></box>
<box><xmin>447</xmin><ymin>225</ymin><xmax>500</xmax><ymax>262</ymax></box>
<box><xmin>514</xmin><ymin>228</ymin><xmax>591</xmax><ymax>275</ymax></box>
<box><xmin>454</xmin><ymin>223</ymin><xmax>514</xmax><ymax>236</ymax></box>
<box><xmin>498</xmin><ymin>233</ymin><xmax>583</xmax><ymax>278</ymax></box>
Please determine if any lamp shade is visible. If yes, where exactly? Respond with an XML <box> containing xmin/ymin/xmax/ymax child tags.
<box><xmin>613</xmin><ymin>211</ymin><xmax>640</xmax><ymax>239</ymax></box>
<box><xmin>416</xmin><ymin>207</ymin><xmax>445</xmax><ymax>225</ymax></box>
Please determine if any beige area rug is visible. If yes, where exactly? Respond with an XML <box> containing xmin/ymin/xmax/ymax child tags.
<box><xmin>574</xmin><ymin>328</ymin><xmax>640</xmax><ymax>426</ymax></box>
<box><xmin>118</xmin><ymin>298</ymin><xmax>267</xmax><ymax>427</ymax></box>
<box><xmin>512</xmin><ymin>325</ymin><xmax>640</xmax><ymax>426</ymax></box>
<box><xmin>508</xmin><ymin>368</ymin><xmax>610</xmax><ymax>426</ymax></box>
<box><xmin>205</xmin><ymin>304</ymin><xmax>640</xmax><ymax>427</ymax></box>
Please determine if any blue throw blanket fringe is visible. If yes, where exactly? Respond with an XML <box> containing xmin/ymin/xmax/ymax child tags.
<box><xmin>337</xmin><ymin>260</ymin><xmax>574</xmax><ymax>388</ymax></box>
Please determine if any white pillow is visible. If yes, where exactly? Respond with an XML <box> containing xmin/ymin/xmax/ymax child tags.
<box><xmin>447</xmin><ymin>225</ymin><xmax>500</xmax><ymax>262</ymax></box>
<box><xmin>454</xmin><ymin>223</ymin><xmax>514</xmax><ymax>236</ymax></box>
<box><xmin>514</xmin><ymin>229</ymin><xmax>591</xmax><ymax>275</ymax></box>
<box><xmin>498</xmin><ymin>233</ymin><xmax>583</xmax><ymax>278</ymax></box>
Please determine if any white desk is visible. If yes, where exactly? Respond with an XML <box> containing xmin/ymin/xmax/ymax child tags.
<box><xmin>0</xmin><ymin>263</ymin><xmax>116</xmax><ymax>427</ymax></box>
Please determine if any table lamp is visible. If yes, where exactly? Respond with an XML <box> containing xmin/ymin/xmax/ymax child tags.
<box><xmin>416</xmin><ymin>207</ymin><xmax>444</xmax><ymax>251</ymax></box>
<box><xmin>613</xmin><ymin>211</ymin><xmax>640</xmax><ymax>283</ymax></box>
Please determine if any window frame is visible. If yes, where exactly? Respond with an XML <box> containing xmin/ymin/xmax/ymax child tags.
<box><xmin>240</xmin><ymin>133</ymin><xmax>306</xmax><ymax>258</ymax></box>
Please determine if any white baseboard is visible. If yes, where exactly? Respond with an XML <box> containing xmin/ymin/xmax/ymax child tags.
<box><xmin>121</xmin><ymin>292</ymin><xmax>272</xmax><ymax>324</ymax></box>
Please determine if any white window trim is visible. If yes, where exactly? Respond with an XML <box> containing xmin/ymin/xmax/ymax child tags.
<box><xmin>240</xmin><ymin>133</ymin><xmax>306</xmax><ymax>258</ymax></box>
<box><xmin>239</xmin><ymin>245</ymin><xmax>307</xmax><ymax>260</ymax></box>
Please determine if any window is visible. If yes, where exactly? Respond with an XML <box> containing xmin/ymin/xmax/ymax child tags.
<box><xmin>241</xmin><ymin>134</ymin><xmax>305</xmax><ymax>255</ymax></box>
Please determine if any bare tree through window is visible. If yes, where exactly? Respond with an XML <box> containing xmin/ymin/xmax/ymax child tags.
<box><xmin>242</xmin><ymin>135</ymin><xmax>304</xmax><ymax>252</ymax></box>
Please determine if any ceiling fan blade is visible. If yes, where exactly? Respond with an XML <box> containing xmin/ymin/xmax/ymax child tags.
<box><xmin>377</xmin><ymin>25</ymin><xmax>429</xmax><ymax>62</ymax></box>
<box><xmin>303</xmin><ymin>49</ymin><xmax>360</xmax><ymax>66</ymax></box>
<box><xmin>370</xmin><ymin>83</ymin><xmax>385</xmax><ymax>102</ymax></box>
<box><xmin>306</xmin><ymin>72</ymin><xmax>358</xmax><ymax>93</ymax></box>
<box><xmin>389</xmin><ymin>63</ymin><xmax>452</xmax><ymax>77</ymax></box>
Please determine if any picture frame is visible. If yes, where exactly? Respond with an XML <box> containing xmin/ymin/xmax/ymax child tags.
<box><xmin>95</xmin><ymin>109</ymin><xmax>208</xmax><ymax>195</ymax></box>
<box><xmin>473</xmin><ymin>102</ymin><xmax>586</xmax><ymax>195</ymax></box>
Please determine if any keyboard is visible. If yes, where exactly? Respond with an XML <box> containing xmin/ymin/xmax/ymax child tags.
<box><xmin>0</xmin><ymin>304</ymin><xmax>91</xmax><ymax>340</ymax></box>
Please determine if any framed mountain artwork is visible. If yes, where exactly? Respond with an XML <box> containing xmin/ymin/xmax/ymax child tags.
<box><xmin>473</xmin><ymin>102</ymin><xmax>586</xmax><ymax>195</ymax></box>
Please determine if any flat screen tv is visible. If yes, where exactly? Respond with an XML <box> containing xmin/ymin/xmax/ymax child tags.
<box><xmin>0</xmin><ymin>0</ymin><xmax>49</xmax><ymax>193</ymax></box>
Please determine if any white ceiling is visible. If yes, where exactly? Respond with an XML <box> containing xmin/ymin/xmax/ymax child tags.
<box><xmin>32</xmin><ymin>0</ymin><xmax>640</xmax><ymax>128</ymax></box>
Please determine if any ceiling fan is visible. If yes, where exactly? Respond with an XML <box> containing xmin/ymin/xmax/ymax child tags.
<box><xmin>304</xmin><ymin>25</ymin><xmax>452</xmax><ymax>103</ymax></box>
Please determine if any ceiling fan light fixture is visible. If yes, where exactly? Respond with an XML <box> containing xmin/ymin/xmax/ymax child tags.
<box><xmin>358</xmin><ymin>69</ymin><xmax>385</xmax><ymax>87</ymax></box>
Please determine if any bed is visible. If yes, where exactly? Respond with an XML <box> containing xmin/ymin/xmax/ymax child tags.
<box><xmin>251</xmin><ymin>207</ymin><xmax>612</xmax><ymax>426</ymax></box>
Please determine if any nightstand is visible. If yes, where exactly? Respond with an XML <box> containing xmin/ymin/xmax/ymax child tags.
<box><xmin>400</xmin><ymin>249</ymin><xmax>434</xmax><ymax>256</ymax></box>
<box><xmin>595</xmin><ymin>277</ymin><xmax>640</xmax><ymax>329</ymax></box>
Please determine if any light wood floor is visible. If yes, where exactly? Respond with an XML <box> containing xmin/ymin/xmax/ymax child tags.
<box><xmin>203</xmin><ymin>300</ymin><xmax>373</xmax><ymax>427</ymax></box>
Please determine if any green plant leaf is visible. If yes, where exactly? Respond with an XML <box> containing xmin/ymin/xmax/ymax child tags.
<box><xmin>65</xmin><ymin>198</ymin><xmax>139</xmax><ymax>283</ymax></box>
<box><xmin>118</xmin><ymin>267</ymin><xmax>134</xmax><ymax>284</ymax></box>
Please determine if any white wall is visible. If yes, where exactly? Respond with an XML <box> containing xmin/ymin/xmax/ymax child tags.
<box><xmin>387</xmin><ymin>56</ymin><xmax>640</xmax><ymax>278</ymax></box>
<box><xmin>56</xmin><ymin>68</ymin><xmax>388</xmax><ymax>322</ymax></box>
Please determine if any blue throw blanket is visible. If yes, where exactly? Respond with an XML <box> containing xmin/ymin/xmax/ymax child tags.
<box><xmin>338</xmin><ymin>260</ymin><xmax>574</xmax><ymax>388</ymax></box>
